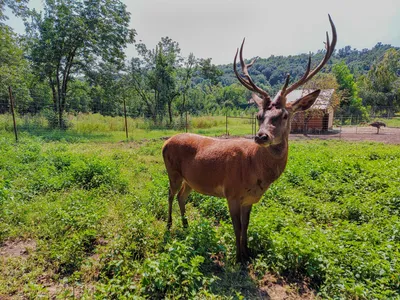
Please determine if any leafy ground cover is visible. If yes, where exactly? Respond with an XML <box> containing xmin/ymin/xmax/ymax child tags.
<box><xmin>0</xmin><ymin>136</ymin><xmax>399</xmax><ymax>299</ymax></box>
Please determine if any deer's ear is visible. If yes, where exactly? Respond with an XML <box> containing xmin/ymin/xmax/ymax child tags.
<box><xmin>287</xmin><ymin>89</ymin><xmax>320</xmax><ymax>113</ymax></box>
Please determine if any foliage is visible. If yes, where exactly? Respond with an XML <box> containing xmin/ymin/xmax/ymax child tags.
<box><xmin>0</xmin><ymin>0</ymin><xmax>29</xmax><ymax>23</ymax></box>
<box><xmin>0</xmin><ymin>25</ymin><xmax>32</xmax><ymax>112</ymax></box>
<box><xmin>26</xmin><ymin>0</ymin><xmax>135</xmax><ymax>128</ymax></box>
<box><xmin>141</xmin><ymin>238</ymin><xmax>215</xmax><ymax>298</ymax></box>
<box><xmin>1</xmin><ymin>136</ymin><xmax>399</xmax><ymax>299</ymax></box>
<box><xmin>358</xmin><ymin>48</ymin><xmax>400</xmax><ymax>116</ymax></box>
<box><xmin>198</xmin><ymin>57</ymin><xmax>223</xmax><ymax>87</ymax></box>
<box><xmin>332</xmin><ymin>61</ymin><xmax>368</xmax><ymax>119</ymax></box>
<box><xmin>130</xmin><ymin>37</ymin><xmax>182</xmax><ymax>124</ymax></box>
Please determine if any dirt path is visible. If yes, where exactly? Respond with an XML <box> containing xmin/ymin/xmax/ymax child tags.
<box><xmin>223</xmin><ymin>127</ymin><xmax>400</xmax><ymax>144</ymax></box>
<box><xmin>290</xmin><ymin>126</ymin><xmax>400</xmax><ymax>144</ymax></box>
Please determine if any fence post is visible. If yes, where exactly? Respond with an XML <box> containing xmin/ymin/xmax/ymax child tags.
<box><xmin>8</xmin><ymin>86</ymin><xmax>18</xmax><ymax>143</ymax></box>
<box><xmin>253</xmin><ymin>114</ymin><xmax>256</xmax><ymax>136</ymax></box>
<box><xmin>251</xmin><ymin>114</ymin><xmax>254</xmax><ymax>136</ymax></box>
<box><xmin>123</xmin><ymin>98</ymin><xmax>128</xmax><ymax>140</ymax></box>
<box><xmin>185</xmin><ymin>111</ymin><xmax>188</xmax><ymax>133</ymax></box>
<box><xmin>355</xmin><ymin>116</ymin><xmax>358</xmax><ymax>134</ymax></box>
<box><xmin>225</xmin><ymin>113</ymin><xmax>228</xmax><ymax>136</ymax></box>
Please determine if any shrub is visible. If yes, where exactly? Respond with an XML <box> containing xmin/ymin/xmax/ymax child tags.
<box><xmin>70</xmin><ymin>158</ymin><xmax>127</xmax><ymax>192</ymax></box>
<box><xmin>140</xmin><ymin>238</ymin><xmax>216</xmax><ymax>298</ymax></box>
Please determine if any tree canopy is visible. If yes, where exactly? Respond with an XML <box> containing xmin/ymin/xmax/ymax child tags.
<box><xmin>26</xmin><ymin>0</ymin><xmax>135</xmax><ymax>127</ymax></box>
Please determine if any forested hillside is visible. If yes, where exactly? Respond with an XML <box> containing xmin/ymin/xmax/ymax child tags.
<box><xmin>216</xmin><ymin>43</ymin><xmax>397</xmax><ymax>93</ymax></box>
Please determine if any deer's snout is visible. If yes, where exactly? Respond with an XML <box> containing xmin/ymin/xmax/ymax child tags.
<box><xmin>255</xmin><ymin>132</ymin><xmax>271</xmax><ymax>145</ymax></box>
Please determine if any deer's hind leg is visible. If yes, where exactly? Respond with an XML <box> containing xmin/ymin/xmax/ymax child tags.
<box><xmin>177</xmin><ymin>182</ymin><xmax>192</xmax><ymax>228</ymax></box>
<box><xmin>167</xmin><ymin>172</ymin><xmax>183</xmax><ymax>229</ymax></box>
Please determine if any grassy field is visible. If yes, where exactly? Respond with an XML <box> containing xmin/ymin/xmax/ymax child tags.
<box><xmin>1</xmin><ymin>113</ymin><xmax>399</xmax><ymax>143</ymax></box>
<box><xmin>0</xmin><ymin>113</ymin><xmax>256</xmax><ymax>142</ymax></box>
<box><xmin>1</xmin><ymin>134</ymin><xmax>399</xmax><ymax>299</ymax></box>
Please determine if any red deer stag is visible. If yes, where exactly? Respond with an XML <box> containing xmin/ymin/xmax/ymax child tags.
<box><xmin>163</xmin><ymin>16</ymin><xmax>337</xmax><ymax>262</ymax></box>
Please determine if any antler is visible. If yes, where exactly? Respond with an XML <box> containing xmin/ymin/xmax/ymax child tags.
<box><xmin>282</xmin><ymin>15</ymin><xmax>337</xmax><ymax>96</ymax></box>
<box><xmin>234</xmin><ymin>38</ymin><xmax>271</xmax><ymax>105</ymax></box>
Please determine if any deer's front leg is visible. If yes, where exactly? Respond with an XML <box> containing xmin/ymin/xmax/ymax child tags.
<box><xmin>240</xmin><ymin>204</ymin><xmax>252</xmax><ymax>261</ymax></box>
<box><xmin>228</xmin><ymin>200</ymin><xmax>242</xmax><ymax>263</ymax></box>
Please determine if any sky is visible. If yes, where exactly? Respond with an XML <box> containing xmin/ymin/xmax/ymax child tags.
<box><xmin>5</xmin><ymin>0</ymin><xmax>400</xmax><ymax>65</ymax></box>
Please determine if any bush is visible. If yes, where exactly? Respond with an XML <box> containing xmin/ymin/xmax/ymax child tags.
<box><xmin>70</xmin><ymin>158</ymin><xmax>127</xmax><ymax>192</ymax></box>
<box><xmin>42</xmin><ymin>109</ymin><xmax>70</xmax><ymax>129</ymax></box>
<box><xmin>140</xmin><ymin>238</ymin><xmax>216</xmax><ymax>298</ymax></box>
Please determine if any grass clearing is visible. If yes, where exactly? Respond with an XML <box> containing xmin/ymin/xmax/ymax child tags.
<box><xmin>0</xmin><ymin>113</ymin><xmax>256</xmax><ymax>142</ymax></box>
<box><xmin>0</xmin><ymin>136</ymin><xmax>399</xmax><ymax>298</ymax></box>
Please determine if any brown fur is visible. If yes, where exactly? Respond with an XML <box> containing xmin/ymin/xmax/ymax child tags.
<box><xmin>162</xmin><ymin>15</ymin><xmax>336</xmax><ymax>262</ymax></box>
<box><xmin>162</xmin><ymin>90</ymin><xmax>320</xmax><ymax>262</ymax></box>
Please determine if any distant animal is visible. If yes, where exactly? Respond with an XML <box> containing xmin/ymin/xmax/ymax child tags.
<box><xmin>370</xmin><ymin>121</ymin><xmax>386</xmax><ymax>134</ymax></box>
<box><xmin>162</xmin><ymin>16</ymin><xmax>337</xmax><ymax>263</ymax></box>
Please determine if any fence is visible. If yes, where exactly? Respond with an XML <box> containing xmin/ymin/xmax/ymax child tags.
<box><xmin>1</xmin><ymin>108</ymin><xmax>398</xmax><ymax>143</ymax></box>
<box><xmin>1</xmin><ymin>87</ymin><xmax>399</xmax><ymax>142</ymax></box>
<box><xmin>224</xmin><ymin>113</ymin><xmax>399</xmax><ymax>137</ymax></box>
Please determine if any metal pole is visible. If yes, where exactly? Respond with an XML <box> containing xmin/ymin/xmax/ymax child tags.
<box><xmin>254</xmin><ymin>114</ymin><xmax>256</xmax><ymax>136</ymax></box>
<box><xmin>185</xmin><ymin>111</ymin><xmax>188</xmax><ymax>133</ymax></box>
<box><xmin>8</xmin><ymin>86</ymin><xmax>18</xmax><ymax>142</ymax></box>
<box><xmin>250</xmin><ymin>113</ymin><xmax>254</xmax><ymax>135</ymax></box>
<box><xmin>226</xmin><ymin>113</ymin><xmax>228</xmax><ymax>136</ymax></box>
<box><xmin>123</xmin><ymin>98</ymin><xmax>128</xmax><ymax>140</ymax></box>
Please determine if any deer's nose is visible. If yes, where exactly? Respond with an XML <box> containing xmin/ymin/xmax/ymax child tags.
<box><xmin>255</xmin><ymin>133</ymin><xmax>270</xmax><ymax>143</ymax></box>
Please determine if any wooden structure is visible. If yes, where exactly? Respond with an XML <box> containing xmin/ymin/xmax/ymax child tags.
<box><xmin>287</xmin><ymin>89</ymin><xmax>335</xmax><ymax>133</ymax></box>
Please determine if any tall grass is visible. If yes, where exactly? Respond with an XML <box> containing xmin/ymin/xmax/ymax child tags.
<box><xmin>0</xmin><ymin>113</ymin><xmax>256</xmax><ymax>141</ymax></box>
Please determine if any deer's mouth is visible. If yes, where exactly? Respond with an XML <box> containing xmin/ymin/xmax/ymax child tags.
<box><xmin>254</xmin><ymin>135</ymin><xmax>272</xmax><ymax>146</ymax></box>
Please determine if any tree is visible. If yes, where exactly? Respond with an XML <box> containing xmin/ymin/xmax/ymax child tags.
<box><xmin>358</xmin><ymin>48</ymin><xmax>400</xmax><ymax>116</ymax></box>
<box><xmin>198</xmin><ymin>58</ymin><xmax>223</xmax><ymax>90</ymax></box>
<box><xmin>130</xmin><ymin>37</ymin><xmax>181</xmax><ymax>125</ymax></box>
<box><xmin>0</xmin><ymin>0</ymin><xmax>29</xmax><ymax>23</ymax></box>
<box><xmin>86</xmin><ymin>62</ymin><xmax>124</xmax><ymax>116</ymax></box>
<box><xmin>0</xmin><ymin>25</ymin><xmax>31</xmax><ymax>113</ymax></box>
<box><xmin>332</xmin><ymin>61</ymin><xmax>367</xmax><ymax>119</ymax></box>
<box><xmin>176</xmin><ymin>53</ymin><xmax>197</xmax><ymax>118</ymax></box>
<box><xmin>26</xmin><ymin>0</ymin><xmax>135</xmax><ymax>128</ymax></box>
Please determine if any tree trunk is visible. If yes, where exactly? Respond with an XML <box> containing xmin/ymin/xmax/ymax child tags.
<box><xmin>49</xmin><ymin>77</ymin><xmax>58</xmax><ymax>113</ymax></box>
<box><xmin>168</xmin><ymin>101</ymin><xmax>172</xmax><ymax>125</ymax></box>
<box><xmin>181</xmin><ymin>92</ymin><xmax>186</xmax><ymax>119</ymax></box>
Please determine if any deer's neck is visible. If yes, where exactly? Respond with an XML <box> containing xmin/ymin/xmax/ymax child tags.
<box><xmin>259</xmin><ymin>136</ymin><xmax>289</xmax><ymax>183</ymax></box>
<box><xmin>268</xmin><ymin>140</ymin><xmax>288</xmax><ymax>159</ymax></box>
<box><xmin>268</xmin><ymin>130</ymin><xmax>289</xmax><ymax>158</ymax></box>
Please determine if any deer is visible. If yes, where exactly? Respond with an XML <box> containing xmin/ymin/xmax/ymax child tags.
<box><xmin>162</xmin><ymin>15</ymin><xmax>337</xmax><ymax>263</ymax></box>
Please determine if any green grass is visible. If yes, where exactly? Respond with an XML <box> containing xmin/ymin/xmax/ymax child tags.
<box><xmin>0</xmin><ymin>113</ymin><xmax>263</xmax><ymax>142</ymax></box>
<box><xmin>0</xmin><ymin>136</ymin><xmax>399</xmax><ymax>299</ymax></box>
<box><xmin>380</xmin><ymin>117</ymin><xmax>400</xmax><ymax>127</ymax></box>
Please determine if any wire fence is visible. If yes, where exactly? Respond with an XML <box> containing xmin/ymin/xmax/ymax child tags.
<box><xmin>1</xmin><ymin>87</ymin><xmax>399</xmax><ymax>142</ymax></box>
<box><xmin>226</xmin><ymin>114</ymin><xmax>398</xmax><ymax>136</ymax></box>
